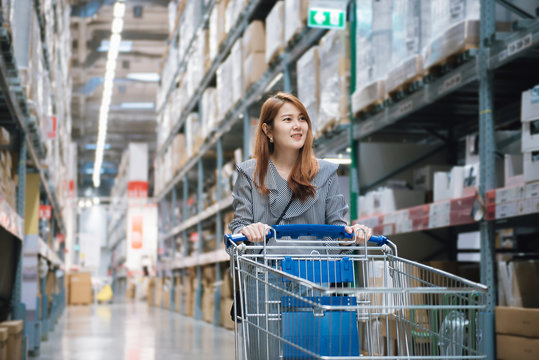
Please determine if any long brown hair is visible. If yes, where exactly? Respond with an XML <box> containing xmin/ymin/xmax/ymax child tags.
<box><xmin>253</xmin><ymin>92</ymin><xmax>319</xmax><ymax>202</ymax></box>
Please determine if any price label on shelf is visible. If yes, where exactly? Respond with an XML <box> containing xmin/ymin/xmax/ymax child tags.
<box><xmin>39</xmin><ymin>205</ymin><xmax>52</xmax><ymax>220</ymax></box>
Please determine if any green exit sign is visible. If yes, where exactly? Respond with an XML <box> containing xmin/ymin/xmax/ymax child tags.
<box><xmin>308</xmin><ymin>8</ymin><xmax>346</xmax><ymax>29</ymax></box>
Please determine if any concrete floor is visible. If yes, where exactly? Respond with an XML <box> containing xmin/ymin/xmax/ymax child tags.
<box><xmin>36</xmin><ymin>302</ymin><xmax>236</xmax><ymax>360</ymax></box>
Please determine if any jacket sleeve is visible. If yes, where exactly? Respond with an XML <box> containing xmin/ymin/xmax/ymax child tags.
<box><xmin>229</xmin><ymin>170</ymin><xmax>254</xmax><ymax>235</ymax></box>
<box><xmin>325</xmin><ymin>172</ymin><xmax>349</xmax><ymax>226</ymax></box>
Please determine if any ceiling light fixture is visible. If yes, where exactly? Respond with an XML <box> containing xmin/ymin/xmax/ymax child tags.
<box><xmin>93</xmin><ymin>1</ymin><xmax>125</xmax><ymax>188</ymax></box>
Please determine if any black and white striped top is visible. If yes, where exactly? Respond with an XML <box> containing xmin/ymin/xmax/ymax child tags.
<box><xmin>229</xmin><ymin>158</ymin><xmax>349</xmax><ymax>254</ymax></box>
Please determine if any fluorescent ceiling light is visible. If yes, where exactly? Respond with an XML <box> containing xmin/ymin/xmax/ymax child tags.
<box><xmin>120</xmin><ymin>102</ymin><xmax>155</xmax><ymax>110</ymax></box>
<box><xmin>98</xmin><ymin>40</ymin><xmax>132</xmax><ymax>52</ymax></box>
<box><xmin>126</xmin><ymin>73</ymin><xmax>160</xmax><ymax>82</ymax></box>
<box><xmin>113</xmin><ymin>2</ymin><xmax>126</xmax><ymax>17</ymax></box>
<box><xmin>93</xmin><ymin>1</ymin><xmax>125</xmax><ymax>188</ymax></box>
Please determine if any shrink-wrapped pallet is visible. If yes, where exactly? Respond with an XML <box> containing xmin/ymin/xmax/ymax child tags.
<box><xmin>186</xmin><ymin>113</ymin><xmax>200</xmax><ymax>158</ymax></box>
<box><xmin>217</xmin><ymin>55</ymin><xmax>233</xmax><ymax>122</ymax></box>
<box><xmin>209</xmin><ymin>1</ymin><xmax>226</xmax><ymax>62</ymax></box>
<box><xmin>230</xmin><ymin>39</ymin><xmax>243</xmax><ymax>105</ymax></box>
<box><xmin>201</xmin><ymin>88</ymin><xmax>218</xmax><ymax>139</ymax></box>
<box><xmin>352</xmin><ymin>0</ymin><xmax>392</xmax><ymax>114</ymax></box>
<box><xmin>421</xmin><ymin>0</ymin><xmax>480</xmax><ymax>69</ymax></box>
<box><xmin>386</xmin><ymin>0</ymin><xmax>423</xmax><ymax>94</ymax></box>
<box><xmin>297</xmin><ymin>46</ymin><xmax>320</xmax><ymax>136</ymax></box>
<box><xmin>265</xmin><ymin>1</ymin><xmax>284</xmax><ymax>64</ymax></box>
<box><xmin>284</xmin><ymin>0</ymin><xmax>308</xmax><ymax>45</ymax></box>
<box><xmin>243</xmin><ymin>21</ymin><xmax>266</xmax><ymax>92</ymax></box>
<box><xmin>318</xmin><ymin>29</ymin><xmax>349</xmax><ymax>131</ymax></box>
<box><xmin>225</xmin><ymin>0</ymin><xmax>247</xmax><ymax>35</ymax></box>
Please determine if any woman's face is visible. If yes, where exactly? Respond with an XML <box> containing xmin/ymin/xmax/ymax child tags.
<box><xmin>265</xmin><ymin>102</ymin><xmax>309</xmax><ymax>152</ymax></box>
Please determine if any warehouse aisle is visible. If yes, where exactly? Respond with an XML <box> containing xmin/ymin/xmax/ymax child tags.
<box><xmin>37</xmin><ymin>302</ymin><xmax>235</xmax><ymax>359</ymax></box>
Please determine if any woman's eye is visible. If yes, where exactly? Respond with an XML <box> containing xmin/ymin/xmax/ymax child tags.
<box><xmin>283</xmin><ymin>117</ymin><xmax>291</xmax><ymax>121</ymax></box>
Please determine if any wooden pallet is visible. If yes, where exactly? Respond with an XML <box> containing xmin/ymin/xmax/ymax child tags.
<box><xmin>354</xmin><ymin>97</ymin><xmax>387</xmax><ymax>118</ymax></box>
<box><xmin>387</xmin><ymin>75</ymin><xmax>425</xmax><ymax>100</ymax></box>
<box><xmin>423</xmin><ymin>45</ymin><xmax>477</xmax><ymax>80</ymax></box>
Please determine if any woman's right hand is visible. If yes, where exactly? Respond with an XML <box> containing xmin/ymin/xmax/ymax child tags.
<box><xmin>239</xmin><ymin>222</ymin><xmax>270</xmax><ymax>243</ymax></box>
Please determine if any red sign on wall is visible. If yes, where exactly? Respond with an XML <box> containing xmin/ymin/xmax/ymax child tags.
<box><xmin>127</xmin><ymin>181</ymin><xmax>148</xmax><ymax>198</ymax></box>
<box><xmin>39</xmin><ymin>205</ymin><xmax>52</xmax><ymax>220</ymax></box>
<box><xmin>45</xmin><ymin>115</ymin><xmax>57</xmax><ymax>139</ymax></box>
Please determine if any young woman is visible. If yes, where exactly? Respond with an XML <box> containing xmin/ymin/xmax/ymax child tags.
<box><xmin>229</xmin><ymin>91</ymin><xmax>372</xmax><ymax>247</ymax></box>
<box><xmin>228</xmin><ymin>92</ymin><xmax>372</xmax><ymax>359</ymax></box>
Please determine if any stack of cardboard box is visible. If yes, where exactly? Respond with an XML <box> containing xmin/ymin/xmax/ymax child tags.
<box><xmin>67</xmin><ymin>273</ymin><xmax>92</xmax><ymax>306</ymax></box>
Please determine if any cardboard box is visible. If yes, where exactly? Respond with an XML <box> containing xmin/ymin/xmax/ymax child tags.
<box><xmin>202</xmin><ymin>286</ymin><xmax>215</xmax><ymax>323</ymax></box>
<box><xmin>521</xmin><ymin>86</ymin><xmax>539</xmax><ymax>122</ymax></box>
<box><xmin>433</xmin><ymin>167</ymin><xmax>465</xmax><ymax>202</ymax></box>
<box><xmin>297</xmin><ymin>46</ymin><xmax>319</xmax><ymax>134</ymax></box>
<box><xmin>525</xmin><ymin>181</ymin><xmax>539</xmax><ymax>198</ymax></box>
<box><xmin>0</xmin><ymin>127</ymin><xmax>9</xmax><ymax>146</ymax></box>
<box><xmin>220</xmin><ymin>298</ymin><xmax>235</xmax><ymax>329</ymax></box>
<box><xmin>243</xmin><ymin>20</ymin><xmax>265</xmax><ymax>57</ymax></box>
<box><xmin>413</xmin><ymin>165</ymin><xmax>452</xmax><ymax>191</ymax></box>
<box><xmin>496</xmin><ymin>307</ymin><xmax>539</xmax><ymax>337</ymax></box>
<box><xmin>524</xmin><ymin>150</ymin><xmax>539</xmax><ymax>183</ymax></box>
<box><xmin>522</xmin><ymin>120</ymin><xmax>539</xmax><ymax>152</ymax></box>
<box><xmin>243</xmin><ymin>51</ymin><xmax>266</xmax><ymax>93</ymax></box>
<box><xmin>147</xmin><ymin>278</ymin><xmax>155</xmax><ymax>307</ymax></box>
<box><xmin>68</xmin><ymin>273</ymin><xmax>92</xmax><ymax>305</ymax></box>
<box><xmin>0</xmin><ymin>320</ymin><xmax>22</xmax><ymax>360</ymax></box>
<box><xmin>0</xmin><ymin>327</ymin><xmax>7</xmax><ymax>360</ymax></box>
<box><xmin>457</xmin><ymin>231</ymin><xmax>480</xmax><ymax>249</ymax></box>
<box><xmin>496</xmin><ymin>335</ymin><xmax>539</xmax><ymax>360</ymax></box>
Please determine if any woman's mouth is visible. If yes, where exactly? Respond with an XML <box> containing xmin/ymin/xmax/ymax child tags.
<box><xmin>291</xmin><ymin>134</ymin><xmax>302</xmax><ymax>140</ymax></box>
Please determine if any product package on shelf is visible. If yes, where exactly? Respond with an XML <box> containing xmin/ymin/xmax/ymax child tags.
<box><xmin>230</xmin><ymin>39</ymin><xmax>243</xmax><ymax>106</ymax></box>
<box><xmin>217</xmin><ymin>54</ymin><xmax>233</xmax><ymax>122</ymax></box>
<box><xmin>265</xmin><ymin>1</ymin><xmax>285</xmax><ymax>64</ymax></box>
<box><xmin>172</xmin><ymin>133</ymin><xmax>186</xmax><ymax>174</ymax></box>
<box><xmin>352</xmin><ymin>0</ymin><xmax>391</xmax><ymax>115</ymax></box>
<box><xmin>386</xmin><ymin>0</ymin><xmax>423</xmax><ymax>95</ymax></box>
<box><xmin>186</xmin><ymin>113</ymin><xmax>202</xmax><ymax>158</ymax></box>
<box><xmin>243</xmin><ymin>20</ymin><xmax>266</xmax><ymax>93</ymax></box>
<box><xmin>421</xmin><ymin>0</ymin><xmax>480</xmax><ymax>71</ymax></box>
<box><xmin>297</xmin><ymin>46</ymin><xmax>320</xmax><ymax>136</ymax></box>
<box><xmin>284</xmin><ymin>0</ymin><xmax>308</xmax><ymax>45</ymax></box>
<box><xmin>318</xmin><ymin>29</ymin><xmax>350</xmax><ymax>134</ymax></box>
<box><xmin>201</xmin><ymin>87</ymin><xmax>219</xmax><ymax>139</ymax></box>
<box><xmin>225</xmin><ymin>0</ymin><xmax>247</xmax><ymax>35</ymax></box>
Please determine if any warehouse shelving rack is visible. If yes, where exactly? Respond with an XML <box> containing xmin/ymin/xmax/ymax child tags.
<box><xmin>342</xmin><ymin>1</ymin><xmax>539</xmax><ymax>359</ymax></box>
<box><xmin>0</xmin><ymin>1</ymin><xmax>68</xmax><ymax>357</ymax></box>
<box><xmin>153</xmin><ymin>1</ymin><xmax>539</xmax><ymax>354</ymax></box>
<box><xmin>153</xmin><ymin>0</ymin><xmax>335</xmax><ymax>323</ymax></box>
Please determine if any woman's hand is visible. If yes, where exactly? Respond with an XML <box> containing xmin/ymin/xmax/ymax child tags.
<box><xmin>345</xmin><ymin>224</ymin><xmax>372</xmax><ymax>245</ymax></box>
<box><xmin>239</xmin><ymin>222</ymin><xmax>270</xmax><ymax>243</ymax></box>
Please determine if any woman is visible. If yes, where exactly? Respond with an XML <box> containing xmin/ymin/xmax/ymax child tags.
<box><xmin>229</xmin><ymin>91</ymin><xmax>372</xmax><ymax>246</ymax></box>
<box><xmin>228</xmin><ymin>92</ymin><xmax>372</xmax><ymax>359</ymax></box>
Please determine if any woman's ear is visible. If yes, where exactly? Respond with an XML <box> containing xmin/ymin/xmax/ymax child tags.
<box><xmin>262</xmin><ymin>123</ymin><xmax>272</xmax><ymax>138</ymax></box>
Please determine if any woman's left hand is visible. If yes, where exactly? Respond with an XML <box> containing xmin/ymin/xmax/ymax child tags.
<box><xmin>345</xmin><ymin>224</ymin><xmax>372</xmax><ymax>245</ymax></box>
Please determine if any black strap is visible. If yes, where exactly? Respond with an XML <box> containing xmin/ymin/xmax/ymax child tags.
<box><xmin>275</xmin><ymin>195</ymin><xmax>294</xmax><ymax>225</ymax></box>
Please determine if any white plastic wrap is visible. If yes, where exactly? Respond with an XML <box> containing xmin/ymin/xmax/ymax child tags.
<box><xmin>230</xmin><ymin>39</ymin><xmax>243</xmax><ymax>105</ymax></box>
<box><xmin>217</xmin><ymin>55</ymin><xmax>233</xmax><ymax>122</ymax></box>
<box><xmin>265</xmin><ymin>1</ymin><xmax>284</xmax><ymax>63</ymax></box>
<box><xmin>318</xmin><ymin>29</ymin><xmax>349</xmax><ymax>129</ymax></box>
<box><xmin>422</xmin><ymin>0</ymin><xmax>480</xmax><ymax>69</ymax></box>
<box><xmin>186</xmin><ymin>113</ymin><xmax>200</xmax><ymax>158</ymax></box>
<box><xmin>201</xmin><ymin>87</ymin><xmax>218</xmax><ymax>139</ymax></box>
<box><xmin>225</xmin><ymin>0</ymin><xmax>247</xmax><ymax>35</ymax></box>
<box><xmin>284</xmin><ymin>0</ymin><xmax>308</xmax><ymax>45</ymax></box>
<box><xmin>297</xmin><ymin>46</ymin><xmax>319</xmax><ymax>136</ymax></box>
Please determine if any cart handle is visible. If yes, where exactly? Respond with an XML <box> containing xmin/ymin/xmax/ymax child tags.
<box><xmin>224</xmin><ymin>224</ymin><xmax>388</xmax><ymax>247</ymax></box>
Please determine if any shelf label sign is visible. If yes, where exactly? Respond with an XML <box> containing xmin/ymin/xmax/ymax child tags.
<box><xmin>127</xmin><ymin>181</ymin><xmax>148</xmax><ymax>198</ymax></box>
<box><xmin>39</xmin><ymin>205</ymin><xmax>52</xmax><ymax>220</ymax></box>
<box><xmin>308</xmin><ymin>0</ymin><xmax>346</xmax><ymax>29</ymax></box>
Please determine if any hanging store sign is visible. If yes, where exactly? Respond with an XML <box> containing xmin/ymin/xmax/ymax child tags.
<box><xmin>39</xmin><ymin>205</ymin><xmax>52</xmax><ymax>220</ymax></box>
<box><xmin>127</xmin><ymin>181</ymin><xmax>149</xmax><ymax>198</ymax></box>
<box><xmin>45</xmin><ymin>115</ymin><xmax>57</xmax><ymax>139</ymax></box>
<box><xmin>308</xmin><ymin>0</ymin><xmax>347</xmax><ymax>30</ymax></box>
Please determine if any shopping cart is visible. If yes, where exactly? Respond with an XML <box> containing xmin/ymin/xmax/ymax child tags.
<box><xmin>225</xmin><ymin>224</ymin><xmax>488</xmax><ymax>360</ymax></box>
